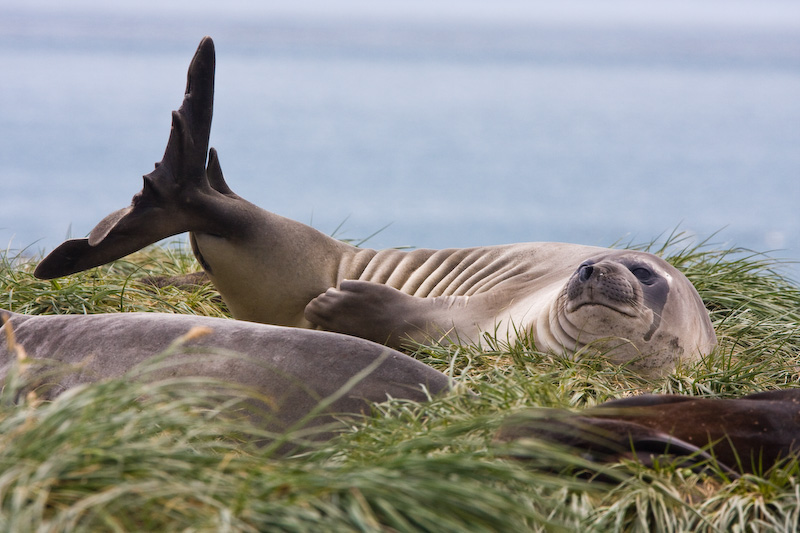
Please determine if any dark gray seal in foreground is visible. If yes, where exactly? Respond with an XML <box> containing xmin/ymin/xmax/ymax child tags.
<box><xmin>495</xmin><ymin>389</ymin><xmax>800</xmax><ymax>476</ymax></box>
<box><xmin>0</xmin><ymin>310</ymin><xmax>452</xmax><ymax>440</ymax></box>
<box><xmin>34</xmin><ymin>37</ymin><xmax>717</xmax><ymax>376</ymax></box>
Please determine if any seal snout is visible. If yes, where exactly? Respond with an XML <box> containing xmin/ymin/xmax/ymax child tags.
<box><xmin>566</xmin><ymin>260</ymin><xmax>638</xmax><ymax>313</ymax></box>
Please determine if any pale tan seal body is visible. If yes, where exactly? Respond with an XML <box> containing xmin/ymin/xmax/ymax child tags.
<box><xmin>33</xmin><ymin>37</ymin><xmax>717</xmax><ymax>375</ymax></box>
<box><xmin>305</xmin><ymin>244</ymin><xmax>716</xmax><ymax>375</ymax></box>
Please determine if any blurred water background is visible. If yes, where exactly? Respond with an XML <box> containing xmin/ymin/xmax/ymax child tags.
<box><xmin>1</xmin><ymin>1</ymin><xmax>799</xmax><ymax>279</ymax></box>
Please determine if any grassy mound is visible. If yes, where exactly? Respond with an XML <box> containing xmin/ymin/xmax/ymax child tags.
<box><xmin>1</xmin><ymin>234</ymin><xmax>798</xmax><ymax>532</ymax></box>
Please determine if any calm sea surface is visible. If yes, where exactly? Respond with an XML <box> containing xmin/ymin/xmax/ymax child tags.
<box><xmin>2</xmin><ymin>2</ymin><xmax>799</xmax><ymax>279</ymax></box>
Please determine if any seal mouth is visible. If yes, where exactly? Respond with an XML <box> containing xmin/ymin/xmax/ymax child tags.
<box><xmin>563</xmin><ymin>260</ymin><xmax>642</xmax><ymax>318</ymax></box>
<box><xmin>567</xmin><ymin>300</ymin><xmax>638</xmax><ymax>318</ymax></box>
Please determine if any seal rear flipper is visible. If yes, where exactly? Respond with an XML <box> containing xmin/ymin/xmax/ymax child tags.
<box><xmin>34</xmin><ymin>239</ymin><xmax>129</xmax><ymax>280</ymax></box>
<box><xmin>34</xmin><ymin>37</ymin><xmax>219</xmax><ymax>280</ymax></box>
<box><xmin>206</xmin><ymin>147</ymin><xmax>236</xmax><ymax>197</ymax></box>
<box><xmin>158</xmin><ymin>36</ymin><xmax>215</xmax><ymax>182</ymax></box>
<box><xmin>33</xmin><ymin>207</ymin><xmax>189</xmax><ymax>279</ymax></box>
<box><xmin>88</xmin><ymin>207</ymin><xmax>134</xmax><ymax>246</ymax></box>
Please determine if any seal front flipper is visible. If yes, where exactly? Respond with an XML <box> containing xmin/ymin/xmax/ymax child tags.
<box><xmin>305</xmin><ymin>280</ymin><xmax>486</xmax><ymax>348</ymax></box>
<box><xmin>34</xmin><ymin>37</ymin><xmax>219</xmax><ymax>280</ymax></box>
<box><xmin>305</xmin><ymin>281</ymin><xmax>416</xmax><ymax>346</ymax></box>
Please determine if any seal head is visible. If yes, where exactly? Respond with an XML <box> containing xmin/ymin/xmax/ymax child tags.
<box><xmin>550</xmin><ymin>250</ymin><xmax>715</xmax><ymax>374</ymax></box>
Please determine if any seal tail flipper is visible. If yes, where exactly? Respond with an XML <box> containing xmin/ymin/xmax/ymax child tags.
<box><xmin>34</xmin><ymin>234</ymin><xmax>163</xmax><ymax>280</ymax></box>
<box><xmin>34</xmin><ymin>37</ymin><xmax>218</xmax><ymax>280</ymax></box>
<box><xmin>158</xmin><ymin>36</ymin><xmax>215</xmax><ymax>182</ymax></box>
<box><xmin>206</xmin><ymin>147</ymin><xmax>236</xmax><ymax>196</ymax></box>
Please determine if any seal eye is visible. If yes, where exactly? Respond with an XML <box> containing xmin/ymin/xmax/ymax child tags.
<box><xmin>631</xmin><ymin>267</ymin><xmax>653</xmax><ymax>284</ymax></box>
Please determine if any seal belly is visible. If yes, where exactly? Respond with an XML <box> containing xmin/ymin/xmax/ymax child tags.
<box><xmin>191</xmin><ymin>231</ymin><xmax>322</xmax><ymax>327</ymax></box>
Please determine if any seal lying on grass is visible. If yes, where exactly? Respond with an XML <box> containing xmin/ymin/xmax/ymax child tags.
<box><xmin>0</xmin><ymin>310</ymin><xmax>452</xmax><ymax>441</ymax></box>
<box><xmin>33</xmin><ymin>36</ymin><xmax>716</xmax><ymax>376</ymax></box>
<box><xmin>495</xmin><ymin>389</ymin><xmax>800</xmax><ymax>476</ymax></box>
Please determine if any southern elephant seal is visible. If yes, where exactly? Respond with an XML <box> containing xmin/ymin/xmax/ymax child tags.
<box><xmin>0</xmin><ymin>310</ymin><xmax>452</xmax><ymax>440</ymax></box>
<box><xmin>33</xmin><ymin>37</ymin><xmax>716</xmax><ymax>376</ymax></box>
<box><xmin>495</xmin><ymin>389</ymin><xmax>800</xmax><ymax>476</ymax></box>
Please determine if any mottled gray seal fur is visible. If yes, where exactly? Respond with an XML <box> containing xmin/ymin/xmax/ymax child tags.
<box><xmin>34</xmin><ymin>37</ymin><xmax>716</xmax><ymax>376</ymax></box>
<box><xmin>1</xmin><ymin>310</ymin><xmax>452</xmax><ymax>440</ymax></box>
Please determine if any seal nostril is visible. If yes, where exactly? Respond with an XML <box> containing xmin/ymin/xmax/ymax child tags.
<box><xmin>579</xmin><ymin>264</ymin><xmax>594</xmax><ymax>282</ymax></box>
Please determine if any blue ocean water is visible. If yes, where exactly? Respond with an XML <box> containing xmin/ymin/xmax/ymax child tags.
<box><xmin>1</xmin><ymin>2</ymin><xmax>799</xmax><ymax>279</ymax></box>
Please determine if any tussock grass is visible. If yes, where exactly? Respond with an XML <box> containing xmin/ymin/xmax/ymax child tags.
<box><xmin>1</xmin><ymin>233</ymin><xmax>799</xmax><ymax>531</ymax></box>
<box><xmin>2</xmin><ymin>243</ymin><xmax>227</xmax><ymax>318</ymax></box>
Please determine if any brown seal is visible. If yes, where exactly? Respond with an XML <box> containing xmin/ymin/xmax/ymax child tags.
<box><xmin>495</xmin><ymin>390</ymin><xmax>800</xmax><ymax>475</ymax></box>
